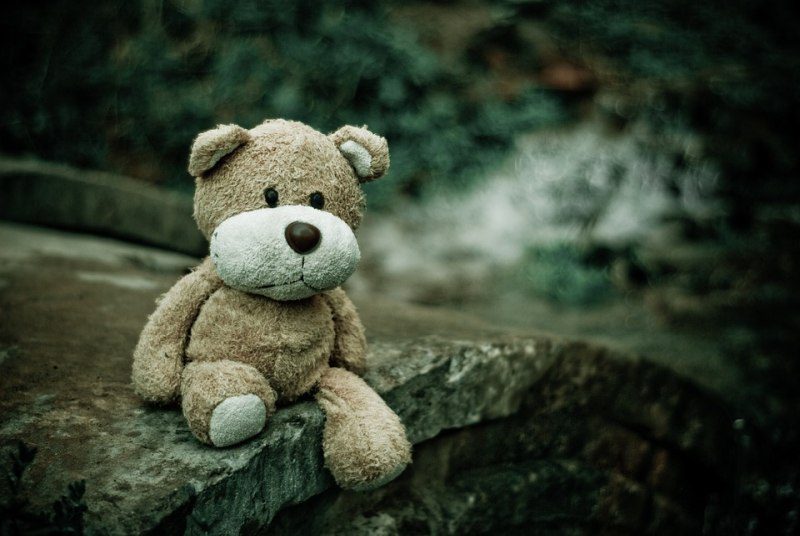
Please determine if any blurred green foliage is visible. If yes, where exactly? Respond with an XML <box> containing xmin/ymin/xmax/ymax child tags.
<box><xmin>535</xmin><ymin>0</ymin><xmax>800</xmax><ymax>226</ymax></box>
<box><xmin>3</xmin><ymin>0</ymin><xmax>798</xmax><ymax>215</ymax></box>
<box><xmin>519</xmin><ymin>244</ymin><xmax>614</xmax><ymax>306</ymax></box>
<box><xmin>1</xmin><ymin>0</ymin><xmax>567</xmax><ymax>208</ymax></box>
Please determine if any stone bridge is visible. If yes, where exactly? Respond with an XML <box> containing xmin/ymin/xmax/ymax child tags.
<box><xmin>0</xmin><ymin>160</ymin><xmax>740</xmax><ymax>534</ymax></box>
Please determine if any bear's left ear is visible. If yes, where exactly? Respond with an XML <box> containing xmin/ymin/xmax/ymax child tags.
<box><xmin>329</xmin><ymin>125</ymin><xmax>390</xmax><ymax>182</ymax></box>
<box><xmin>188</xmin><ymin>124</ymin><xmax>251</xmax><ymax>177</ymax></box>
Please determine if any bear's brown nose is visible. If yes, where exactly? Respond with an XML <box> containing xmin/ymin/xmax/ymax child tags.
<box><xmin>285</xmin><ymin>221</ymin><xmax>321</xmax><ymax>254</ymax></box>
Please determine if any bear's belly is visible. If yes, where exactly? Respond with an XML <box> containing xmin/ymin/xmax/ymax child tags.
<box><xmin>185</xmin><ymin>287</ymin><xmax>334</xmax><ymax>400</ymax></box>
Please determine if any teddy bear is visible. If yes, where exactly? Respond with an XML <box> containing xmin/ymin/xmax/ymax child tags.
<box><xmin>131</xmin><ymin>119</ymin><xmax>411</xmax><ymax>490</ymax></box>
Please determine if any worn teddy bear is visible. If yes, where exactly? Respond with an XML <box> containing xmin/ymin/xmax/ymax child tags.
<box><xmin>131</xmin><ymin>119</ymin><xmax>411</xmax><ymax>490</ymax></box>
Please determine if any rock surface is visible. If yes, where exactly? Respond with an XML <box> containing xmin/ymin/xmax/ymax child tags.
<box><xmin>0</xmin><ymin>223</ymin><xmax>735</xmax><ymax>534</ymax></box>
<box><xmin>0</xmin><ymin>158</ymin><xmax>205</xmax><ymax>255</ymax></box>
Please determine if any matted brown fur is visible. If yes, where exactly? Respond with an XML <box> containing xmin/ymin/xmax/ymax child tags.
<box><xmin>187</xmin><ymin>124</ymin><xmax>251</xmax><ymax>177</ymax></box>
<box><xmin>320</xmin><ymin>287</ymin><xmax>368</xmax><ymax>375</ymax></box>
<box><xmin>316</xmin><ymin>367</ymin><xmax>412</xmax><ymax>489</ymax></box>
<box><xmin>329</xmin><ymin>124</ymin><xmax>390</xmax><ymax>182</ymax></box>
<box><xmin>132</xmin><ymin>257</ymin><xmax>223</xmax><ymax>404</ymax></box>
<box><xmin>132</xmin><ymin>118</ymin><xmax>410</xmax><ymax>490</ymax></box>
<box><xmin>186</xmin><ymin>288</ymin><xmax>335</xmax><ymax>401</ymax></box>
<box><xmin>193</xmin><ymin>119</ymin><xmax>368</xmax><ymax>238</ymax></box>
<box><xmin>181</xmin><ymin>360</ymin><xmax>277</xmax><ymax>444</ymax></box>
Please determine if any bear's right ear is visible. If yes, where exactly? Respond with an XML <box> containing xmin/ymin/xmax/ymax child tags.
<box><xmin>188</xmin><ymin>124</ymin><xmax>251</xmax><ymax>177</ymax></box>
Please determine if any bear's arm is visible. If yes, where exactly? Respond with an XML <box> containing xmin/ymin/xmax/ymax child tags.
<box><xmin>321</xmin><ymin>288</ymin><xmax>368</xmax><ymax>376</ymax></box>
<box><xmin>131</xmin><ymin>257</ymin><xmax>223</xmax><ymax>404</ymax></box>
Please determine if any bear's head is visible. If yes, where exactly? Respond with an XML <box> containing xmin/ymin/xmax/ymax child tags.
<box><xmin>188</xmin><ymin>119</ymin><xmax>389</xmax><ymax>301</ymax></box>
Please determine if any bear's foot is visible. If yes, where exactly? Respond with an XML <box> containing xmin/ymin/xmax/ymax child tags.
<box><xmin>181</xmin><ymin>360</ymin><xmax>276</xmax><ymax>446</ymax></box>
<box><xmin>316</xmin><ymin>367</ymin><xmax>412</xmax><ymax>490</ymax></box>
<box><xmin>209</xmin><ymin>394</ymin><xmax>267</xmax><ymax>447</ymax></box>
<box><xmin>348</xmin><ymin>460</ymin><xmax>408</xmax><ymax>492</ymax></box>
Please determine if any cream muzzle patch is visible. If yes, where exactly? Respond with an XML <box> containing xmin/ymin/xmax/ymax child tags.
<box><xmin>210</xmin><ymin>205</ymin><xmax>360</xmax><ymax>300</ymax></box>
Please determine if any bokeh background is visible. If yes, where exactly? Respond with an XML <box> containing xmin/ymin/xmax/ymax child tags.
<box><xmin>2</xmin><ymin>0</ymin><xmax>799</xmax><ymax>532</ymax></box>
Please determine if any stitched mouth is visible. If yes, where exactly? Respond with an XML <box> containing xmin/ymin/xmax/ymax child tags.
<box><xmin>254</xmin><ymin>277</ymin><xmax>303</xmax><ymax>290</ymax></box>
<box><xmin>254</xmin><ymin>274</ymin><xmax>323</xmax><ymax>292</ymax></box>
<box><xmin>251</xmin><ymin>259</ymin><xmax>324</xmax><ymax>292</ymax></box>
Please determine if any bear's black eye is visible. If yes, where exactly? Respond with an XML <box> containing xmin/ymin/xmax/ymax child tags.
<box><xmin>309</xmin><ymin>192</ymin><xmax>325</xmax><ymax>209</ymax></box>
<box><xmin>264</xmin><ymin>187</ymin><xmax>279</xmax><ymax>207</ymax></box>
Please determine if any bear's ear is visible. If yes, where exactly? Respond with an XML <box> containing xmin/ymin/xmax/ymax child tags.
<box><xmin>329</xmin><ymin>125</ymin><xmax>390</xmax><ymax>182</ymax></box>
<box><xmin>188</xmin><ymin>124</ymin><xmax>251</xmax><ymax>177</ymax></box>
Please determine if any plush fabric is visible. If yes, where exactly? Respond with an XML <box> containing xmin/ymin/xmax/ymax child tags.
<box><xmin>316</xmin><ymin>367</ymin><xmax>412</xmax><ymax>490</ymax></box>
<box><xmin>187</xmin><ymin>124</ymin><xmax>251</xmax><ymax>177</ymax></box>
<box><xmin>184</xmin><ymin>288</ymin><xmax>334</xmax><ymax>401</ymax></box>
<box><xmin>329</xmin><ymin>125</ymin><xmax>390</xmax><ymax>182</ymax></box>
<box><xmin>132</xmin><ymin>118</ymin><xmax>410</xmax><ymax>489</ymax></box>
<box><xmin>320</xmin><ymin>288</ymin><xmax>368</xmax><ymax>375</ymax></box>
<box><xmin>209</xmin><ymin>394</ymin><xmax>268</xmax><ymax>448</ymax></box>
<box><xmin>181</xmin><ymin>360</ymin><xmax>276</xmax><ymax>445</ymax></box>
<box><xmin>193</xmin><ymin>119</ymin><xmax>369</xmax><ymax>239</ymax></box>
<box><xmin>338</xmin><ymin>141</ymin><xmax>373</xmax><ymax>179</ymax></box>
<box><xmin>210</xmin><ymin>205</ymin><xmax>360</xmax><ymax>300</ymax></box>
<box><xmin>132</xmin><ymin>257</ymin><xmax>223</xmax><ymax>404</ymax></box>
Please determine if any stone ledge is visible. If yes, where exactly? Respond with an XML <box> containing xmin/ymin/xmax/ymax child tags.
<box><xmin>0</xmin><ymin>223</ymin><xmax>734</xmax><ymax>534</ymax></box>
<box><xmin>0</xmin><ymin>157</ymin><xmax>205</xmax><ymax>255</ymax></box>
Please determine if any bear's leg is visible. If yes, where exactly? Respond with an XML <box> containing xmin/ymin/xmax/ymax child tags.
<box><xmin>315</xmin><ymin>367</ymin><xmax>411</xmax><ymax>490</ymax></box>
<box><xmin>181</xmin><ymin>360</ymin><xmax>276</xmax><ymax>447</ymax></box>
